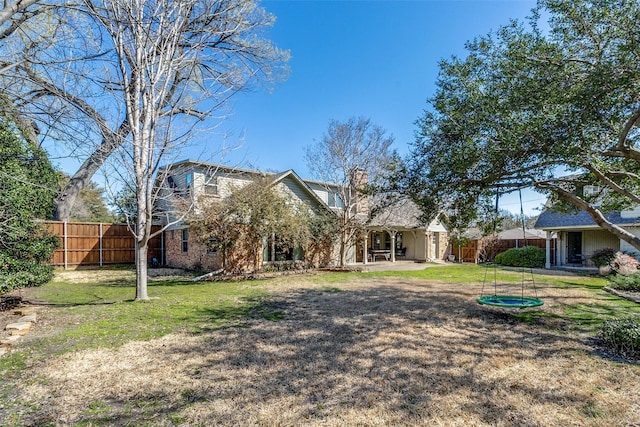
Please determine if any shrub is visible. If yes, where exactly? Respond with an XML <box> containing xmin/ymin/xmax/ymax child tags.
<box><xmin>494</xmin><ymin>252</ymin><xmax>504</xmax><ymax>264</ymax></box>
<box><xmin>608</xmin><ymin>273</ymin><xmax>640</xmax><ymax>291</ymax></box>
<box><xmin>0</xmin><ymin>120</ymin><xmax>59</xmax><ymax>294</ymax></box>
<box><xmin>590</xmin><ymin>248</ymin><xmax>617</xmax><ymax>267</ymax></box>
<box><xmin>598</xmin><ymin>317</ymin><xmax>640</xmax><ymax>359</ymax></box>
<box><xmin>494</xmin><ymin>246</ymin><xmax>545</xmax><ymax>268</ymax></box>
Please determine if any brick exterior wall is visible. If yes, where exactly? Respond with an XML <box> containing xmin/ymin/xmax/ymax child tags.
<box><xmin>165</xmin><ymin>228</ymin><xmax>222</xmax><ymax>271</ymax></box>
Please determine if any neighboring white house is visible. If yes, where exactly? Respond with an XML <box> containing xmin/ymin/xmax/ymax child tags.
<box><xmin>535</xmin><ymin>207</ymin><xmax>640</xmax><ymax>268</ymax></box>
<box><xmin>157</xmin><ymin>160</ymin><xmax>449</xmax><ymax>271</ymax></box>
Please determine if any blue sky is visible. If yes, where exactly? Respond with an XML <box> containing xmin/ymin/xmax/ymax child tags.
<box><xmin>213</xmin><ymin>0</ymin><xmax>546</xmax><ymax>215</ymax></box>
<box><xmin>53</xmin><ymin>0</ymin><xmax>546</xmax><ymax>215</ymax></box>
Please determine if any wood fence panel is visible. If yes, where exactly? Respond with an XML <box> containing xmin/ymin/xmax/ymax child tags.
<box><xmin>458</xmin><ymin>238</ymin><xmax>557</xmax><ymax>265</ymax></box>
<box><xmin>42</xmin><ymin>221</ymin><xmax>163</xmax><ymax>268</ymax></box>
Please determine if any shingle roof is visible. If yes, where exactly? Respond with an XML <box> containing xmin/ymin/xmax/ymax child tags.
<box><xmin>498</xmin><ymin>228</ymin><xmax>546</xmax><ymax>240</ymax></box>
<box><xmin>534</xmin><ymin>209</ymin><xmax>640</xmax><ymax>229</ymax></box>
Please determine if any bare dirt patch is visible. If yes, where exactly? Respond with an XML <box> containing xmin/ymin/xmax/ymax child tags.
<box><xmin>5</xmin><ymin>275</ymin><xmax>640</xmax><ymax>426</ymax></box>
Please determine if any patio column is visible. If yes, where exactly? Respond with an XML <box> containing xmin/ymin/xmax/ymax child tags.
<box><xmin>363</xmin><ymin>232</ymin><xmax>368</xmax><ymax>265</ymax></box>
<box><xmin>389</xmin><ymin>230</ymin><xmax>397</xmax><ymax>263</ymax></box>
<box><xmin>425</xmin><ymin>231</ymin><xmax>432</xmax><ymax>261</ymax></box>
<box><xmin>545</xmin><ymin>231</ymin><xmax>552</xmax><ymax>269</ymax></box>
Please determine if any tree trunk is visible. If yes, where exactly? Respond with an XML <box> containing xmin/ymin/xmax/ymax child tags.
<box><xmin>54</xmin><ymin>122</ymin><xmax>130</xmax><ymax>221</ymax></box>
<box><xmin>339</xmin><ymin>229</ymin><xmax>347</xmax><ymax>267</ymax></box>
<box><xmin>135</xmin><ymin>240</ymin><xmax>149</xmax><ymax>301</ymax></box>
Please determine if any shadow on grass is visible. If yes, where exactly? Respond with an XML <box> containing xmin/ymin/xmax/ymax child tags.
<box><xmin>46</xmin><ymin>281</ymin><xmax>636</xmax><ymax>426</ymax></box>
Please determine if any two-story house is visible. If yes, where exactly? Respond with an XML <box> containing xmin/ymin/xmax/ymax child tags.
<box><xmin>157</xmin><ymin>160</ymin><xmax>449</xmax><ymax>271</ymax></box>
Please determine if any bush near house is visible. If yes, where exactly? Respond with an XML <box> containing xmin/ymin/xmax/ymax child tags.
<box><xmin>590</xmin><ymin>248</ymin><xmax>617</xmax><ymax>268</ymax></box>
<box><xmin>494</xmin><ymin>246</ymin><xmax>545</xmax><ymax>268</ymax></box>
<box><xmin>593</xmin><ymin>249</ymin><xmax>640</xmax><ymax>277</ymax></box>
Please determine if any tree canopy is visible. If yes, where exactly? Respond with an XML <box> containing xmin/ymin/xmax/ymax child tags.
<box><xmin>0</xmin><ymin>0</ymin><xmax>289</xmax><ymax>222</ymax></box>
<box><xmin>407</xmin><ymin>0</ymin><xmax>640</xmax><ymax>250</ymax></box>
<box><xmin>305</xmin><ymin>116</ymin><xmax>395</xmax><ymax>266</ymax></box>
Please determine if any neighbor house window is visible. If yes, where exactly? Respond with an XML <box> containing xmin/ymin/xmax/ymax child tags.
<box><xmin>182</xmin><ymin>229</ymin><xmax>189</xmax><ymax>252</ymax></box>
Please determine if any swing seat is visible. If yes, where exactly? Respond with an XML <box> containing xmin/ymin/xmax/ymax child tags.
<box><xmin>477</xmin><ymin>295</ymin><xmax>543</xmax><ymax>309</ymax></box>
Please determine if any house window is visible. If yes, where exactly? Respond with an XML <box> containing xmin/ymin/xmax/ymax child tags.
<box><xmin>373</xmin><ymin>232</ymin><xmax>382</xmax><ymax>250</ymax></box>
<box><xmin>207</xmin><ymin>237</ymin><xmax>217</xmax><ymax>254</ymax></box>
<box><xmin>204</xmin><ymin>176</ymin><xmax>218</xmax><ymax>195</ymax></box>
<box><xmin>264</xmin><ymin>235</ymin><xmax>303</xmax><ymax>262</ymax></box>
<box><xmin>181</xmin><ymin>229</ymin><xmax>189</xmax><ymax>252</ymax></box>
<box><xmin>328</xmin><ymin>192</ymin><xmax>343</xmax><ymax>208</ymax></box>
<box><xmin>185</xmin><ymin>172</ymin><xmax>193</xmax><ymax>196</ymax></box>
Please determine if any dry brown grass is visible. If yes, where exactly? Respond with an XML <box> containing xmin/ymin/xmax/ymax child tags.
<box><xmin>8</xmin><ymin>275</ymin><xmax>640</xmax><ymax>426</ymax></box>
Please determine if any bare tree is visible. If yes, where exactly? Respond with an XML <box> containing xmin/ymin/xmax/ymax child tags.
<box><xmin>304</xmin><ymin>117</ymin><xmax>394</xmax><ymax>267</ymax></box>
<box><xmin>82</xmin><ymin>0</ymin><xmax>288</xmax><ymax>300</ymax></box>
<box><xmin>0</xmin><ymin>0</ymin><xmax>287</xmax><ymax>221</ymax></box>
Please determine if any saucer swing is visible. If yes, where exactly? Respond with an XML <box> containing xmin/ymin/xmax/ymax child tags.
<box><xmin>477</xmin><ymin>187</ymin><xmax>543</xmax><ymax>309</ymax></box>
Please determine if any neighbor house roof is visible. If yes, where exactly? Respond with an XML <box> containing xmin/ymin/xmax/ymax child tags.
<box><xmin>535</xmin><ymin>209</ymin><xmax>640</xmax><ymax>230</ymax></box>
<box><xmin>498</xmin><ymin>228</ymin><xmax>546</xmax><ymax>240</ymax></box>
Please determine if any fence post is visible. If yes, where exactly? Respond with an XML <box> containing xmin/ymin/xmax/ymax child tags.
<box><xmin>63</xmin><ymin>221</ymin><xmax>68</xmax><ymax>270</ymax></box>
<box><xmin>99</xmin><ymin>223</ymin><xmax>103</xmax><ymax>267</ymax></box>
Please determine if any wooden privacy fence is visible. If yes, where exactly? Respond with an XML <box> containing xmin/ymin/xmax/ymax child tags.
<box><xmin>453</xmin><ymin>238</ymin><xmax>556</xmax><ymax>264</ymax></box>
<box><xmin>42</xmin><ymin>221</ymin><xmax>164</xmax><ymax>269</ymax></box>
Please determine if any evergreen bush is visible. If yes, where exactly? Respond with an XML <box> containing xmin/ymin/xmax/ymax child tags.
<box><xmin>0</xmin><ymin>120</ymin><xmax>59</xmax><ymax>293</ymax></box>
<box><xmin>590</xmin><ymin>248</ymin><xmax>617</xmax><ymax>267</ymax></box>
<box><xmin>493</xmin><ymin>246</ymin><xmax>545</xmax><ymax>268</ymax></box>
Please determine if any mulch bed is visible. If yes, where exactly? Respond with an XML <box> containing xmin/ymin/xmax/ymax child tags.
<box><xmin>0</xmin><ymin>295</ymin><xmax>23</xmax><ymax>312</ymax></box>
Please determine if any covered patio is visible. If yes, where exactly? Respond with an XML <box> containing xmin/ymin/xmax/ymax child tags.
<box><xmin>355</xmin><ymin>197</ymin><xmax>450</xmax><ymax>265</ymax></box>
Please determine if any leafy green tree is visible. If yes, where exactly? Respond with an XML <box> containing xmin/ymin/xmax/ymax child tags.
<box><xmin>0</xmin><ymin>120</ymin><xmax>58</xmax><ymax>293</ymax></box>
<box><xmin>407</xmin><ymin>0</ymin><xmax>640</xmax><ymax>251</ymax></box>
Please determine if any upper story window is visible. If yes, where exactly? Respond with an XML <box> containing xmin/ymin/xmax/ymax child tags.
<box><xmin>184</xmin><ymin>172</ymin><xmax>194</xmax><ymax>196</ymax></box>
<box><xmin>204</xmin><ymin>175</ymin><xmax>218</xmax><ymax>195</ymax></box>
<box><xmin>328</xmin><ymin>191</ymin><xmax>343</xmax><ymax>208</ymax></box>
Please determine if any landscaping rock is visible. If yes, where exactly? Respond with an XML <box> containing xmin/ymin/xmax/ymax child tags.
<box><xmin>6</xmin><ymin>321</ymin><xmax>32</xmax><ymax>333</ymax></box>
<box><xmin>0</xmin><ymin>336</ymin><xmax>21</xmax><ymax>347</ymax></box>
<box><xmin>13</xmin><ymin>306</ymin><xmax>39</xmax><ymax>316</ymax></box>
<box><xmin>17</xmin><ymin>314</ymin><xmax>37</xmax><ymax>323</ymax></box>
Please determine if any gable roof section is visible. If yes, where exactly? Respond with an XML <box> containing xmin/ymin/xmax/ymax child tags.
<box><xmin>368</xmin><ymin>197</ymin><xmax>447</xmax><ymax>232</ymax></box>
<box><xmin>161</xmin><ymin>160</ymin><xmax>335</xmax><ymax>214</ymax></box>
<box><xmin>535</xmin><ymin>209</ymin><xmax>640</xmax><ymax>230</ymax></box>
<box><xmin>269</xmin><ymin>169</ymin><xmax>334</xmax><ymax>214</ymax></box>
